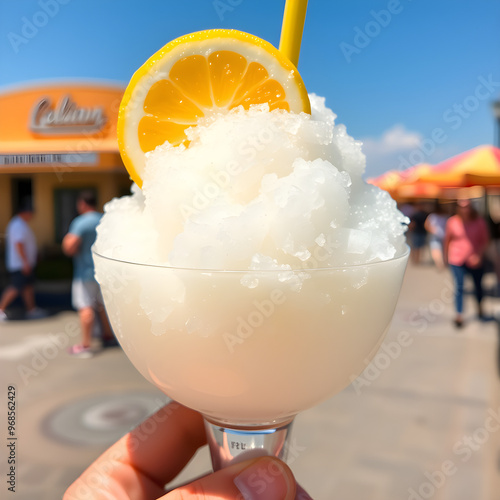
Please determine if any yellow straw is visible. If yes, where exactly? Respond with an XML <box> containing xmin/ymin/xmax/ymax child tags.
<box><xmin>279</xmin><ymin>0</ymin><xmax>308</xmax><ymax>67</ymax></box>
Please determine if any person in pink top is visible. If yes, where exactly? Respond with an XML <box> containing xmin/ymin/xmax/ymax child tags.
<box><xmin>444</xmin><ymin>199</ymin><xmax>490</xmax><ymax>328</ymax></box>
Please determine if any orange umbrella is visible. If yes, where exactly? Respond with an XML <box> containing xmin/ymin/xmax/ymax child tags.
<box><xmin>367</xmin><ymin>146</ymin><xmax>500</xmax><ymax>199</ymax></box>
<box><xmin>418</xmin><ymin>145</ymin><xmax>500</xmax><ymax>187</ymax></box>
<box><xmin>393</xmin><ymin>163</ymin><xmax>442</xmax><ymax>199</ymax></box>
<box><xmin>368</xmin><ymin>164</ymin><xmax>427</xmax><ymax>192</ymax></box>
<box><xmin>368</xmin><ymin>163</ymin><xmax>441</xmax><ymax>200</ymax></box>
<box><xmin>396</xmin><ymin>181</ymin><xmax>442</xmax><ymax>199</ymax></box>
<box><xmin>367</xmin><ymin>169</ymin><xmax>405</xmax><ymax>194</ymax></box>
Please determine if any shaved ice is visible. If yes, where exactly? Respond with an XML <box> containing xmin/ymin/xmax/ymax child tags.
<box><xmin>94</xmin><ymin>95</ymin><xmax>407</xmax><ymax>271</ymax></box>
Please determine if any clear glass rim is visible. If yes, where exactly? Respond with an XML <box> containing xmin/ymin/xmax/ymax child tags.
<box><xmin>92</xmin><ymin>244</ymin><xmax>410</xmax><ymax>273</ymax></box>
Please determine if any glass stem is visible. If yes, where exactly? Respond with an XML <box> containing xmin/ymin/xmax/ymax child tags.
<box><xmin>204</xmin><ymin>418</ymin><xmax>295</xmax><ymax>471</ymax></box>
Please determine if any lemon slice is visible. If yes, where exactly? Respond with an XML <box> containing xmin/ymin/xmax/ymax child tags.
<box><xmin>118</xmin><ymin>29</ymin><xmax>311</xmax><ymax>187</ymax></box>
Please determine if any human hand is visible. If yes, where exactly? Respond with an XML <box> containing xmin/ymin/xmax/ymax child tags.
<box><xmin>468</xmin><ymin>253</ymin><xmax>482</xmax><ymax>268</ymax></box>
<box><xmin>64</xmin><ymin>402</ymin><xmax>312</xmax><ymax>500</ymax></box>
<box><xmin>22</xmin><ymin>262</ymin><xmax>31</xmax><ymax>275</ymax></box>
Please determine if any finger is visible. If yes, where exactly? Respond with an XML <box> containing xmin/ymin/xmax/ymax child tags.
<box><xmin>164</xmin><ymin>472</ymin><xmax>313</xmax><ymax>499</ymax></box>
<box><xmin>162</xmin><ymin>457</ymin><xmax>298</xmax><ymax>500</ymax></box>
<box><xmin>64</xmin><ymin>402</ymin><xmax>207</xmax><ymax>500</ymax></box>
<box><xmin>126</xmin><ymin>402</ymin><xmax>206</xmax><ymax>485</ymax></box>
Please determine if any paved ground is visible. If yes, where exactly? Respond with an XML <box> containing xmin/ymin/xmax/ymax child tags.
<box><xmin>1</xmin><ymin>263</ymin><xmax>500</xmax><ymax>500</ymax></box>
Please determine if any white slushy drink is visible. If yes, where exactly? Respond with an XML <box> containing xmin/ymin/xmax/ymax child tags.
<box><xmin>94</xmin><ymin>96</ymin><xmax>408</xmax><ymax>425</ymax></box>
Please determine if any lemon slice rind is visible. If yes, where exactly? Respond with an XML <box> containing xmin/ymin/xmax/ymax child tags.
<box><xmin>118</xmin><ymin>29</ymin><xmax>311</xmax><ymax>187</ymax></box>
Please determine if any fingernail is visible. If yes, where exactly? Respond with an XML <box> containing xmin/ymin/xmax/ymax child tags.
<box><xmin>234</xmin><ymin>457</ymin><xmax>293</xmax><ymax>500</ymax></box>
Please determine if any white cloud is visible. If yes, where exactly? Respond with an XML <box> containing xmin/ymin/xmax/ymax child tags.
<box><xmin>361</xmin><ymin>125</ymin><xmax>466</xmax><ymax>179</ymax></box>
<box><xmin>361</xmin><ymin>124</ymin><xmax>423</xmax><ymax>178</ymax></box>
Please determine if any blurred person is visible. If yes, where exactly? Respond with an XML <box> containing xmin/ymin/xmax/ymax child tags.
<box><xmin>64</xmin><ymin>402</ymin><xmax>312</xmax><ymax>500</ymax></box>
<box><xmin>424</xmin><ymin>202</ymin><xmax>449</xmax><ymax>271</ymax></box>
<box><xmin>399</xmin><ymin>202</ymin><xmax>415</xmax><ymax>220</ymax></box>
<box><xmin>0</xmin><ymin>202</ymin><xmax>45</xmax><ymax>321</ymax></box>
<box><xmin>408</xmin><ymin>202</ymin><xmax>428</xmax><ymax>265</ymax></box>
<box><xmin>444</xmin><ymin>199</ymin><xmax>489</xmax><ymax>328</ymax></box>
<box><xmin>62</xmin><ymin>191</ymin><xmax>115</xmax><ymax>357</ymax></box>
<box><xmin>485</xmin><ymin>216</ymin><xmax>500</xmax><ymax>296</ymax></box>
<box><xmin>485</xmin><ymin>195</ymin><xmax>500</xmax><ymax>295</ymax></box>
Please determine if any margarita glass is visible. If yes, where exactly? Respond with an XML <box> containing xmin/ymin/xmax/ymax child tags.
<box><xmin>93</xmin><ymin>246</ymin><xmax>408</xmax><ymax>469</ymax></box>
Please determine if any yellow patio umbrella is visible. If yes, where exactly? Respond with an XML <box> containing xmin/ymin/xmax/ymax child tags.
<box><xmin>396</xmin><ymin>181</ymin><xmax>442</xmax><ymax>200</ymax></box>
<box><xmin>418</xmin><ymin>145</ymin><xmax>500</xmax><ymax>187</ymax></box>
<box><xmin>393</xmin><ymin>163</ymin><xmax>442</xmax><ymax>199</ymax></box>
<box><xmin>368</xmin><ymin>163</ymin><xmax>441</xmax><ymax>200</ymax></box>
<box><xmin>367</xmin><ymin>169</ymin><xmax>405</xmax><ymax>196</ymax></box>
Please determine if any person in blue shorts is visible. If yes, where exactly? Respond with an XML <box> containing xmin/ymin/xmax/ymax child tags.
<box><xmin>62</xmin><ymin>191</ymin><xmax>114</xmax><ymax>357</ymax></box>
<box><xmin>0</xmin><ymin>202</ymin><xmax>46</xmax><ymax>321</ymax></box>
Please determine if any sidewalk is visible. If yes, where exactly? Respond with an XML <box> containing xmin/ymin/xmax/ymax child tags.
<box><xmin>0</xmin><ymin>264</ymin><xmax>499</xmax><ymax>499</ymax></box>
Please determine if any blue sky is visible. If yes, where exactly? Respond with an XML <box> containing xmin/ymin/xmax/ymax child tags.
<box><xmin>1</xmin><ymin>0</ymin><xmax>499</xmax><ymax>177</ymax></box>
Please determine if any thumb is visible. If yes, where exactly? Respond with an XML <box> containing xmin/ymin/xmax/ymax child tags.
<box><xmin>162</xmin><ymin>456</ymin><xmax>298</xmax><ymax>500</ymax></box>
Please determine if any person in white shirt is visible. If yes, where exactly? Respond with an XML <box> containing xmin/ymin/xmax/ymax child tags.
<box><xmin>0</xmin><ymin>203</ymin><xmax>45</xmax><ymax>320</ymax></box>
<box><xmin>424</xmin><ymin>203</ymin><xmax>450</xmax><ymax>271</ymax></box>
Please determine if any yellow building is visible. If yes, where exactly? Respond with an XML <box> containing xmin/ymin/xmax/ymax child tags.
<box><xmin>0</xmin><ymin>81</ymin><xmax>131</xmax><ymax>259</ymax></box>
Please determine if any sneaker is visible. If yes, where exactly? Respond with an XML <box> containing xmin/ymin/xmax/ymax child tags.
<box><xmin>26</xmin><ymin>308</ymin><xmax>48</xmax><ymax>320</ymax></box>
<box><xmin>67</xmin><ymin>345</ymin><xmax>94</xmax><ymax>358</ymax></box>
<box><xmin>0</xmin><ymin>310</ymin><xmax>8</xmax><ymax>322</ymax></box>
